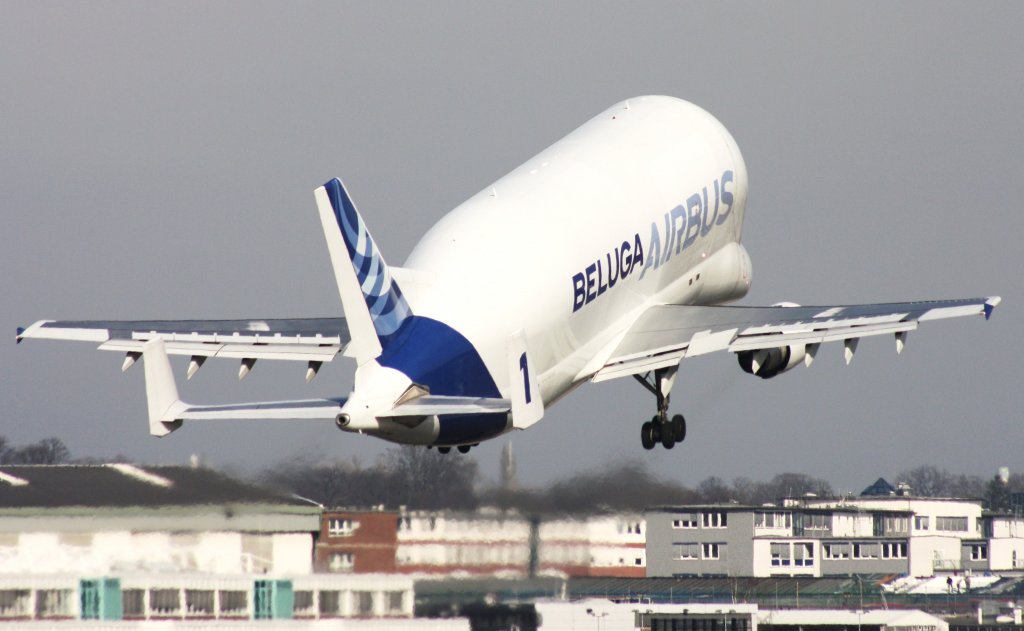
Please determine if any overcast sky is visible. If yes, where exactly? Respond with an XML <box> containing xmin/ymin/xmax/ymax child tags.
<box><xmin>1</xmin><ymin>2</ymin><xmax>1020</xmax><ymax>492</ymax></box>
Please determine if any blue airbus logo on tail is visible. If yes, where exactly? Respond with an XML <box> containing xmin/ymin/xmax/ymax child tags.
<box><xmin>323</xmin><ymin>179</ymin><xmax>412</xmax><ymax>340</ymax></box>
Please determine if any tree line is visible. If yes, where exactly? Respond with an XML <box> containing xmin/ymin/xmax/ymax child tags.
<box><xmin>0</xmin><ymin>436</ymin><xmax>70</xmax><ymax>464</ymax></box>
<box><xmin>1</xmin><ymin>435</ymin><xmax>1019</xmax><ymax>515</ymax></box>
<box><xmin>255</xmin><ymin>450</ymin><xmax>1024</xmax><ymax>516</ymax></box>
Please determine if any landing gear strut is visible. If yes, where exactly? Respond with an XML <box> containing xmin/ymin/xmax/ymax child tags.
<box><xmin>634</xmin><ymin>367</ymin><xmax>687</xmax><ymax>451</ymax></box>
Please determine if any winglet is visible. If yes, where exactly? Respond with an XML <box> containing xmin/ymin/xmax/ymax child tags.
<box><xmin>141</xmin><ymin>338</ymin><xmax>185</xmax><ymax>437</ymax></box>
<box><xmin>15</xmin><ymin>327</ymin><xmax>24</xmax><ymax>343</ymax></box>
<box><xmin>984</xmin><ymin>296</ymin><xmax>1001</xmax><ymax>320</ymax></box>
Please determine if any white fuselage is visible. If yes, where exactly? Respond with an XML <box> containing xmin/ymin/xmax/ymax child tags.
<box><xmin>403</xmin><ymin>96</ymin><xmax>750</xmax><ymax>409</ymax></box>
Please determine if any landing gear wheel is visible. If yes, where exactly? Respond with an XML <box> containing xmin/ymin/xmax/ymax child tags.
<box><xmin>671</xmin><ymin>414</ymin><xmax>686</xmax><ymax>442</ymax></box>
<box><xmin>457</xmin><ymin>445</ymin><xmax>471</xmax><ymax>454</ymax></box>
<box><xmin>641</xmin><ymin>421</ymin><xmax>656</xmax><ymax>450</ymax></box>
<box><xmin>660</xmin><ymin>422</ymin><xmax>676</xmax><ymax>449</ymax></box>
<box><xmin>438</xmin><ymin>446</ymin><xmax>451</xmax><ymax>454</ymax></box>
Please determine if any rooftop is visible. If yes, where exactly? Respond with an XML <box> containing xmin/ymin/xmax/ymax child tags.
<box><xmin>0</xmin><ymin>464</ymin><xmax>311</xmax><ymax>509</ymax></box>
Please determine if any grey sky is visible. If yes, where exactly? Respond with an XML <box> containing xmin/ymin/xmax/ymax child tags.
<box><xmin>2</xmin><ymin>2</ymin><xmax>1020</xmax><ymax>492</ymax></box>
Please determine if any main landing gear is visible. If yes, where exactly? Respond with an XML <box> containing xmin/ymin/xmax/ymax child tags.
<box><xmin>432</xmin><ymin>444</ymin><xmax>475</xmax><ymax>454</ymax></box>
<box><xmin>633</xmin><ymin>367</ymin><xmax>687</xmax><ymax>450</ymax></box>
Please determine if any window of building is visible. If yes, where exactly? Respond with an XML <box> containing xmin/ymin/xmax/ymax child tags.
<box><xmin>184</xmin><ymin>590</ymin><xmax>214</xmax><ymax>616</ymax></box>
<box><xmin>0</xmin><ymin>590</ymin><xmax>30</xmax><ymax>618</ymax></box>
<box><xmin>755</xmin><ymin>512</ymin><xmax>792</xmax><ymax>529</ymax></box>
<box><xmin>328</xmin><ymin>518</ymin><xmax>356</xmax><ymax>537</ymax></box>
<box><xmin>970</xmin><ymin>544</ymin><xmax>988</xmax><ymax>561</ymax></box>
<box><xmin>703</xmin><ymin>512</ymin><xmax>727</xmax><ymax>528</ymax></box>
<box><xmin>121</xmin><ymin>589</ymin><xmax>145</xmax><ymax>618</ymax></box>
<box><xmin>292</xmin><ymin>591</ymin><xmax>314</xmax><ymax>617</ymax></box>
<box><xmin>329</xmin><ymin>552</ymin><xmax>354</xmax><ymax>572</ymax></box>
<box><xmin>881</xmin><ymin>542</ymin><xmax>907</xmax><ymax>559</ymax></box>
<box><xmin>883</xmin><ymin>516</ymin><xmax>909</xmax><ymax>534</ymax></box>
<box><xmin>386</xmin><ymin>591</ymin><xmax>405</xmax><ymax>614</ymax></box>
<box><xmin>853</xmin><ymin>543</ymin><xmax>879</xmax><ymax>559</ymax></box>
<box><xmin>914</xmin><ymin>516</ymin><xmax>930</xmax><ymax>531</ymax></box>
<box><xmin>801</xmin><ymin>514</ymin><xmax>830</xmax><ymax>531</ymax></box>
<box><xmin>635</xmin><ymin>557</ymin><xmax>643</xmax><ymax>566</ymax></box>
<box><xmin>219</xmin><ymin>591</ymin><xmax>248</xmax><ymax>617</ymax></box>
<box><xmin>35</xmin><ymin>589</ymin><xmax>73</xmax><ymax>618</ymax></box>
<box><xmin>627</xmin><ymin>522</ymin><xmax>643</xmax><ymax>535</ymax></box>
<box><xmin>794</xmin><ymin>542</ymin><xmax>814</xmax><ymax>566</ymax></box>
<box><xmin>673</xmin><ymin>514</ymin><xmax>698</xmax><ymax>528</ymax></box>
<box><xmin>824</xmin><ymin>543</ymin><xmax>850</xmax><ymax>559</ymax></box>
<box><xmin>937</xmin><ymin>516</ymin><xmax>969</xmax><ymax>532</ymax></box>
<box><xmin>318</xmin><ymin>591</ymin><xmax>340</xmax><ymax>617</ymax></box>
<box><xmin>149</xmin><ymin>589</ymin><xmax>181</xmax><ymax>616</ymax></box>
<box><xmin>674</xmin><ymin>543</ymin><xmax>700</xmax><ymax>560</ymax></box>
<box><xmin>771</xmin><ymin>543</ymin><xmax>791</xmax><ymax>566</ymax></box>
<box><xmin>355</xmin><ymin>591</ymin><xmax>375</xmax><ymax>616</ymax></box>
<box><xmin>702</xmin><ymin>542</ymin><xmax>722</xmax><ymax>560</ymax></box>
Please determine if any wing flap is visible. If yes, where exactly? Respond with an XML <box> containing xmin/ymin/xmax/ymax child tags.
<box><xmin>729</xmin><ymin>321</ymin><xmax>918</xmax><ymax>352</ymax></box>
<box><xmin>18</xmin><ymin>318</ymin><xmax>349</xmax><ymax>364</ymax></box>
<box><xmin>592</xmin><ymin>296</ymin><xmax>999</xmax><ymax>382</ymax></box>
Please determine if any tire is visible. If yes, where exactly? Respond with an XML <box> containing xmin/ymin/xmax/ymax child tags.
<box><xmin>438</xmin><ymin>446</ymin><xmax>451</xmax><ymax>454</ymax></box>
<box><xmin>661</xmin><ymin>424</ymin><xmax>676</xmax><ymax>449</ymax></box>
<box><xmin>457</xmin><ymin>445</ymin><xmax>471</xmax><ymax>454</ymax></box>
<box><xmin>641</xmin><ymin>421</ymin><xmax>656</xmax><ymax>450</ymax></box>
<box><xmin>672</xmin><ymin>414</ymin><xmax>686</xmax><ymax>442</ymax></box>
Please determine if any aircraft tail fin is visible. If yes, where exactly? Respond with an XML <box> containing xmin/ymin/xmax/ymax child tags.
<box><xmin>314</xmin><ymin>178</ymin><xmax>412</xmax><ymax>364</ymax></box>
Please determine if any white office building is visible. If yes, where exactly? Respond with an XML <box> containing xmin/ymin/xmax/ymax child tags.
<box><xmin>647</xmin><ymin>493</ymin><xmax>1024</xmax><ymax>578</ymax></box>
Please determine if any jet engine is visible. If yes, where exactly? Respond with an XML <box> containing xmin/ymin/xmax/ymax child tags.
<box><xmin>737</xmin><ymin>301</ymin><xmax>805</xmax><ymax>379</ymax></box>
<box><xmin>737</xmin><ymin>345</ymin><xmax>806</xmax><ymax>379</ymax></box>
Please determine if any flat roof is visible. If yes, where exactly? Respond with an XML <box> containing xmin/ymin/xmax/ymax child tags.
<box><xmin>0</xmin><ymin>464</ymin><xmax>314</xmax><ymax>510</ymax></box>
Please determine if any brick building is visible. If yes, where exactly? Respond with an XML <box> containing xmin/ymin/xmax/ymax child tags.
<box><xmin>315</xmin><ymin>508</ymin><xmax>645</xmax><ymax>577</ymax></box>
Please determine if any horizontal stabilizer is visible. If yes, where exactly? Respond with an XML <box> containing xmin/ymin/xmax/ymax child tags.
<box><xmin>386</xmin><ymin>395</ymin><xmax>510</xmax><ymax>417</ymax></box>
<box><xmin>140</xmin><ymin>338</ymin><xmax>347</xmax><ymax>435</ymax></box>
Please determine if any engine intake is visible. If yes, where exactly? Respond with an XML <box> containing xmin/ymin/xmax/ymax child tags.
<box><xmin>737</xmin><ymin>345</ymin><xmax>806</xmax><ymax>379</ymax></box>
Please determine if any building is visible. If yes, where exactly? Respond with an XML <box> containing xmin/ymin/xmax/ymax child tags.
<box><xmin>315</xmin><ymin>508</ymin><xmax>646</xmax><ymax>577</ymax></box>
<box><xmin>646</xmin><ymin>495</ymin><xmax>1024</xmax><ymax>578</ymax></box>
<box><xmin>315</xmin><ymin>507</ymin><xmax>399</xmax><ymax>574</ymax></box>
<box><xmin>0</xmin><ymin>463</ymin><xmax>320</xmax><ymax>575</ymax></box>
<box><xmin>531</xmin><ymin>600</ymin><xmax>947</xmax><ymax>631</ymax></box>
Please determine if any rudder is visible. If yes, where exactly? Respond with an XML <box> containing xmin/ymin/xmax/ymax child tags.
<box><xmin>314</xmin><ymin>178</ymin><xmax>412</xmax><ymax>363</ymax></box>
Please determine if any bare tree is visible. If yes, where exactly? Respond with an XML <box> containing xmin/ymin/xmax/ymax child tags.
<box><xmin>384</xmin><ymin>446</ymin><xmax>478</xmax><ymax>510</ymax></box>
<box><xmin>3</xmin><ymin>437</ymin><xmax>70</xmax><ymax>464</ymax></box>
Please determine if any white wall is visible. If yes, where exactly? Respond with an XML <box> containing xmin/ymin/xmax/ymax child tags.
<box><xmin>0</xmin><ymin>531</ymin><xmax>311</xmax><ymax>575</ymax></box>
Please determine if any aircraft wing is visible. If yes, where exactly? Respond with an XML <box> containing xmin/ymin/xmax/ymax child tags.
<box><xmin>592</xmin><ymin>296</ymin><xmax>1001</xmax><ymax>382</ymax></box>
<box><xmin>16</xmin><ymin>317</ymin><xmax>349</xmax><ymax>380</ymax></box>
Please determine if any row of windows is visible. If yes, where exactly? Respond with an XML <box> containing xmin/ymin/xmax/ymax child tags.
<box><xmin>881</xmin><ymin>516</ymin><xmax>908</xmax><ymax>534</ymax></box>
<box><xmin>672</xmin><ymin>513</ymin><xmax>728</xmax><ymax>529</ymax></box>
<box><xmin>673</xmin><ymin>513</ymin><xmax>973</xmax><ymax>535</ymax></box>
<box><xmin>913</xmin><ymin>515</ymin><xmax>972</xmax><ymax>532</ymax></box>
<box><xmin>673</xmin><ymin>542</ymin><xmax>725</xmax><ymax>560</ymax></box>
<box><xmin>755</xmin><ymin>512</ymin><xmax>791</xmax><ymax>529</ymax></box>
<box><xmin>937</xmin><ymin>516</ymin><xmax>969</xmax><ymax>532</ymax></box>
<box><xmin>823</xmin><ymin>541</ymin><xmax>907</xmax><ymax>560</ymax></box>
<box><xmin>771</xmin><ymin>542</ymin><xmax>814</xmax><ymax>566</ymax></box>
<box><xmin>328</xmin><ymin>519</ymin><xmax>356</xmax><ymax>537</ymax></box>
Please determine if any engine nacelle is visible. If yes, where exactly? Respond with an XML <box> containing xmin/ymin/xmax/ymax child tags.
<box><xmin>737</xmin><ymin>345</ymin><xmax>806</xmax><ymax>379</ymax></box>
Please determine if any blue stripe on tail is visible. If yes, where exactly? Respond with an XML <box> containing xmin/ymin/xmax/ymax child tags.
<box><xmin>323</xmin><ymin>179</ymin><xmax>412</xmax><ymax>344</ymax></box>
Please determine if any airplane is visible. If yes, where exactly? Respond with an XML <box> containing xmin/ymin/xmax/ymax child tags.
<box><xmin>16</xmin><ymin>95</ymin><xmax>1000</xmax><ymax>454</ymax></box>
